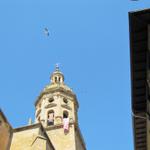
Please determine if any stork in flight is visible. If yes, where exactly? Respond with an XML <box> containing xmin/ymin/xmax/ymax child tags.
<box><xmin>44</xmin><ymin>28</ymin><xmax>49</xmax><ymax>36</ymax></box>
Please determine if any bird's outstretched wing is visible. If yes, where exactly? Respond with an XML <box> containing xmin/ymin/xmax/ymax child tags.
<box><xmin>45</xmin><ymin>28</ymin><xmax>48</xmax><ymax>31</ymax></box>
<box><xmin>44</xmin><ymin>28</ymin><xmax>49</xmax><ymax>36</ymax></box>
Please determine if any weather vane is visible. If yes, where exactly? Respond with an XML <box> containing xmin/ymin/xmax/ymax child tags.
<box><xmin>55</xmin><ymin>63</ymin><xmax>60</xmax><ymax>71</ymax></box>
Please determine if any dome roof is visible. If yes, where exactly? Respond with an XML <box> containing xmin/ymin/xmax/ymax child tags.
<box><xmin>34</xmin><ymin>65</ymin><xmax>78</xmax><ymax>108</ymax></box>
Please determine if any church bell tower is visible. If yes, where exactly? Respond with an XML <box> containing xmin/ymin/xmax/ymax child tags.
<box><xmin>34</xmin><ymin>66</ymin><xmax>86</xmax><ymax>150</ymax></box>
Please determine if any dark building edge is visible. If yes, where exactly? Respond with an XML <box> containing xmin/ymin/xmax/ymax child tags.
<box><xmin>129</xmin><ymin>8</ymin><xmax>150</xmax><ymax>150</ymax></box>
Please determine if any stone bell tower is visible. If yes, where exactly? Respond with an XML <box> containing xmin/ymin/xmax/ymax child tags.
<box><xmin>34</xmin><ymin>65</ymin><xmax>86</xmax><ymax>150</ymax></box>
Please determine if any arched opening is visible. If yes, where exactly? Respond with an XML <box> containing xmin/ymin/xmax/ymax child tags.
<box><xmin>47</xmin><ymin>110</ymin><xmax>54</xmax><ymax>126</ymax></box>
<box><xmin>59</xmin><ymin>77</ymin><xmax>61</xmax><ymax>82</ymax></box>
<box><xmin>63</xmin><ymin>111</ymin><xmax>69</xmax><ymax>118</ymax></box>
<box><xmin>63</xmin><ymin>111</ymin><xmax>69</xmax><ymax>132</ymax></box>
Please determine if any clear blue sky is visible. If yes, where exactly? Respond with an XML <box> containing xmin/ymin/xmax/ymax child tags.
<box><xmin>0</xmin><ymin>0</ymin><xmax>150</xmax><ymax>150</ymax></box>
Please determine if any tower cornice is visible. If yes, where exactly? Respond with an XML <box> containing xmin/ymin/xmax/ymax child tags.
<box><xmin>35</xmin><ymin>87</ymin><xmax>79</xmax><ymax>108</ymax></box>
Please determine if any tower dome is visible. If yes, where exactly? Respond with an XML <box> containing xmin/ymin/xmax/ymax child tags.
<box><xmin>50</xmin><ymin>64</ymin><xmax>64</xmax><ymax>84</ymax></box>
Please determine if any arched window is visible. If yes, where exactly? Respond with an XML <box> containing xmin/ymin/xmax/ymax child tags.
<box><xmin>63</xmin><ymin>111</ymin><xmax>69</xmax><ymax>132</ymax></box>
<box><xmin>47</xmin><ymin>110</ymin><xmax>54</xmax><ymax>126</ymax></box>
<box><xmin>59</xmin><ymin>77</ymin><xmax>61</xmax><ymax>82</ymax></box>
<box><xmin>63</xmin><ymin>111</ymin><xmax>69</xmax><ymax>118</ymax></box>
<box><xmin>55</xmin><ymin>77</ymin><xmax>57</xmax><ymax>82</ymax></box>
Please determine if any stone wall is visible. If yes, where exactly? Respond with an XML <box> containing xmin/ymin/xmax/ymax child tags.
<box><xmin>10</xmin><ymin>127</ymin><xmax>40</xmax><ymax>150</ymax></box>
<box><xmin>47</xmin><ymin>124</ymin><xmax>76</xmax><ymax>150</ymax></box>
<box><xmin>10</xmin><ymin>124</ymin><xmax>54</xmax><ymax>150</ymax></box>
<box><xmin>75</xmin><ymin>128</ymin><xmax>86</xmax><ymax>150</ymax></box>
<box><xmin>0</xmin><ymin>111</ymin><xmax>12</xmax><ymax>150</ymax></box>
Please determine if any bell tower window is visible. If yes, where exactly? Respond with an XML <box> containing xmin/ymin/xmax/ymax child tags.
<box><xmin>63</xmin><ymin>111</ymin><xmax>69</xmax><ymax>118</ymax></box>
<box><xmin>47</xmin><ymin>110</ymin><xmax>54</xmax><ymax>126</ymax></box>
<box><xmin>63</xmin><ymin>111</ymin><xmax>69</xmax><ymax>132</ymax></box>
<box><xmin>59</xmin><ymin>77</ymin><xmax>61</xmax><ymax>82</ymax></box>
<box><xmin>55</xmin><ymin>77</ymin><xmax>57</xmax><ymax>82</ymax></box>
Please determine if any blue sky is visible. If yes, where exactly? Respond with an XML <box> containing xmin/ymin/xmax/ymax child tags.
<box><xmin>0</xmin><ymin>0</ymin><xmax>150</xmax><ymax>150</ymax></box>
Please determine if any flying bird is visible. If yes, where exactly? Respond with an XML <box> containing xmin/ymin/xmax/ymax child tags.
<box><xmin>44</xmin><ymin>28</ymin><xmax>49</xmax><ymax>36</ymax></box>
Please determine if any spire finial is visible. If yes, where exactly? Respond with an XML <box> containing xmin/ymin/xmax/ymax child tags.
<box><xmin>55</xmin><ymin>63</ymin><xmax>60</xmax><ymax>71</ymax></box>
